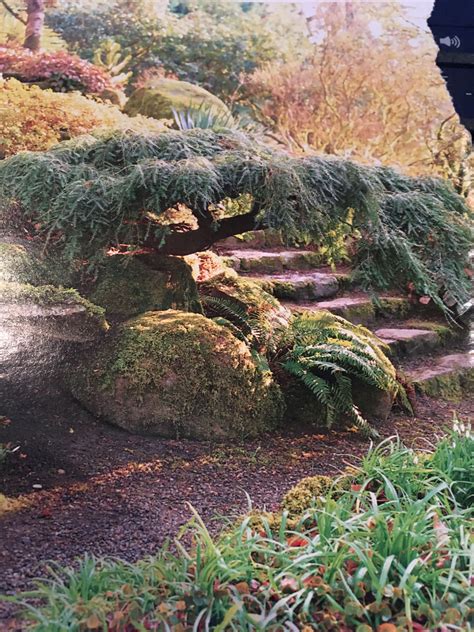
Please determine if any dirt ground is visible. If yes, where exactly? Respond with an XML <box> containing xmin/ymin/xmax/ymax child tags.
<box><xmin>0</xmin><ymin>386</ymin><xmax>472</xmax><ymax>624</ymax></box>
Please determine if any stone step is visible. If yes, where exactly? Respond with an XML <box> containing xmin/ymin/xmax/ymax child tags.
<box><xmin>376</xmin><ymin>327</ymin><xmax>440</xmax><ymax>357</ymax></box>
<box><xmin>403</xmin><ymin>352</ymin><xmax>474</xmax><ymax>401</ymax></box>
<box><xmin>375</xmin><ymin>320</ymin><xmax>467</xmax><ymax>358</ymax></box>
<box><xmin>245</xmin><ymin>271</ymin><xmax>345</xmax><ymax>301</ymax></box>
<box><xmin>283</xmin><ymin>295</ymin><xmax>412</xmax><ymax>326</ymax></box>
<box><xmin>222</xmin><ymin>249</ymin><xmax>323</xmax><ymax>274</ymax></box>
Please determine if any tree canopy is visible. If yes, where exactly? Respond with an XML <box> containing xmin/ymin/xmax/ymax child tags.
<box><xmin>0</xmin><ymin>128</ymin><xmax>471</xmax><ymax>309</ymax></box>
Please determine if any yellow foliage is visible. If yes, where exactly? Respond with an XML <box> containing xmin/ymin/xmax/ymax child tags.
<box><xmin>0</xmin><ymin>78</ymin><xmax>167</xmax><ymax>156</ymax></box>
<box><xmin>0</xmin><ymin>492</ymin><xmax>26</xmax><ymax>514</ymax></box>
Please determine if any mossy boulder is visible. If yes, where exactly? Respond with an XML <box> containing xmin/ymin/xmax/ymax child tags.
<box><xmin>124</xmin><ymin>79</ymin><xmax>231</xmax><ymax>123</ymax></box>
<box><xmin>1</xmin><ymin>282</ymin><xmax>107</xmax><ymax>397</ymax></box>
<box><xmin>87</xmin><ymin>255</ymin><xmax>202</xmax><ymax>319</ymax></box>
<box><xmin>199</xmin><ymin>270</ymin><xmax>291</xmax><ymax>350</ymax></box>
<box><xmin>0</xmin><ymin>282</ymin><xmax>107</xmax><ymax>340</ymax></box>
<box><xmin>70</xmin><ymin>310</ymin><xmax>284</xmax><ymax>440</ymax></box>
<box><xmin>0</xmin><ymin>234</ymin><xmax>75</xmax><ymax>287</ymax></box>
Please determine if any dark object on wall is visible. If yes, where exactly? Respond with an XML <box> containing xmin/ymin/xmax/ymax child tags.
<box><xmin>429</xmin><ymin>1</ymin><xmax>474</xmax><ymax>141</ymax></box>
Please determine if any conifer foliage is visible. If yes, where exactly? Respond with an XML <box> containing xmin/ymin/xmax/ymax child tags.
<box><xmin>0</xmin><ymin>128</ymin><xmax>471</xmax><ymax>308</ymax></box>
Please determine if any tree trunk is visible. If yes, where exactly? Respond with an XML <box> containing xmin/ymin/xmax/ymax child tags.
<box><xmin>23</xmin><ymin>0</ymin><xmax>45</xmax><ymax>52</ymax></box>
<box><xmin>142</xmin><ymin>210</ymin><xmax>262</xmax><ymax>256</ymax></box>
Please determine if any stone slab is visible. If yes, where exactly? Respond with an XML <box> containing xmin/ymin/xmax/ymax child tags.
<box><xmin>407</xmin><ymin>352</ymin><xmax>474</xmax><ymax>401</ymax></box>
<box><xmin>222</xmin><ymin>249</ymin><xmax>322</xmax><ymax>274</ymax></box>
<box><xmin>376</xmin><ymin>327</ymin><xmax>440</xmax><ymax>357</ymax></box>
<box><xmin>247</xmin><ymin>271</ymin><xmax>340</xmax><ymax>301</ymax></box>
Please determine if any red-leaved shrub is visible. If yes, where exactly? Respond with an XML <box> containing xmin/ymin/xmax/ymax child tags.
<box><xmin>0</xmin><ymin>46</ymin><xmax>114</xmax><ymax>94</ymax></box>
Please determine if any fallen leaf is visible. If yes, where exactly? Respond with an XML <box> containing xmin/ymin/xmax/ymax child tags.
<box><xmin>38</xmin><ymin>508</ymin><xmax>52</xmax><ymax>519</ymax></box>
<box><xmin>287</xmin><ymin>535</ymin><xmax>308</xmax><ymax>548</ymax></box>
<box><xmin>234</xmin><ymin>581</ymin><xmax>250</xmax><ymax>595</ymax></box>
<box><xmin>86</xmin><ymin>614</ymin><xmax>101</xmax><ymax>629</ymax></box>
<box><xmin>419</xmin><ymin>296</ymin><xmax>431</xmax><ymax>305</ymax></box>
<box><xmin>280</xmin><ymin>577</ymin><xmax>298</xmax><ymax>593</ymax></box>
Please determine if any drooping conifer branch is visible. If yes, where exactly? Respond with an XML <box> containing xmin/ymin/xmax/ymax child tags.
<box><xmin>0</xmin><ymin>128</ymin><xmax>470</xmax><ymax>309</ymax></box>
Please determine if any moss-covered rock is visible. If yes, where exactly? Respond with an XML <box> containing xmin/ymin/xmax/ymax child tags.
<box><xmin>0</xmin><ymin>237</ymin><xmax>75</xmax><ymax>287</ymax></box>
<box><xmin>87</xmin><ymin>255</ymin><xmax>202</xmax><ymax>319</ymax></box>
<box><xmin>410</xmin><ymin>353</ymin><xmax>474</xmax><ymax>402</ymax></box>
<box><xmin>124</xmin><ymin>79</ymin><xmax>231</xmax><ymax>122</ymax></box>
<box><xmin>1</xmin><ymin>282</ymin><xmax>108</xmax><ymax>398</ymax></box>
<box><xmin>199</xmin><ymin>270</ymin><xmax>291</xmax><ymax>351</ymax></box>
<box><xmin>70</xmin><ymin>310</ymin><xmax>284</xmax><ymax>440</ymax></box>
<box><xmin>0</xmin><ymin>282</ymin><xmax>107</xmax><ymax>338</ymax></box>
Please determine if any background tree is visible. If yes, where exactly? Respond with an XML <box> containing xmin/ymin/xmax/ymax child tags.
<box><xmin>46</xmin><ymin>0</ymin><xmax>309</xmax><ymax>100</ymax></box>
<box><xmin>24</xmin><ymin>0</ymin><xmax>45</xmax><ymax>50</ymax></box>
<box><xmin>243</xmin><ymin>3</ymin><xmax>472</xmax><ymax>193</ymax></box>
<box><xmin>0</xmin><ymin>128</ymin><xmax>470</xmax><ymax>310</ymax></box>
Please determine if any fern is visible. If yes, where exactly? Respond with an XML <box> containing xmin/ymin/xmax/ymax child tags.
<box><xmin>281</xmin><ymin>311</ymin><xmax>402</xmax><ymax>436</ymax></box>
<box><xmin>202</xmin><ymin>297</ymin><xmax>399</xmax><ymax>436</ymax></box>
<box><xmin>200</xmin><ymin>294</ymin><xmax>268</xmax><ymax>351</ymax></box>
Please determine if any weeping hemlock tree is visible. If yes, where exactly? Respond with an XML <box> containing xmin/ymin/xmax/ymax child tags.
<box><xmin>0</xmin><ymin>128</ymin><xmax>471</xmax><ymax>309</ymax></box>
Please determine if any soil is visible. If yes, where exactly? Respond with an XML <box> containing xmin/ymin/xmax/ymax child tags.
<box><xmin>0</xmin><ymin>386</ymin><xmax>473</xmax><ymax>625</ymax></box>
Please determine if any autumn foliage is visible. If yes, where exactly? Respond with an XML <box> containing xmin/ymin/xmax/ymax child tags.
<box><xmin>0</xmin><ymin>45</ymin><xmax>114</xmax><ymax>94</ymax></box>
<box><xmin>243</xmin><ymin>4</ymin><xmax>471</xmax><ymax>192</ymax></box>
<box><xmin>0</xmin><ymin>78</ymin><xmax>165</xmax><ymax>156</ymax></box>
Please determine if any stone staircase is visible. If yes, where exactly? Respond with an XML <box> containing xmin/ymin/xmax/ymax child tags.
<box><xmin>219</xmin><ymin>246</ymin><xmax>473</xmax><ymax>401</ymax></box>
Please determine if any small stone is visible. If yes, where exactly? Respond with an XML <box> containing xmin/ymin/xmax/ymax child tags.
<box><xmin>57</xmin><ymin>469</ymin><xmax>65</xmax><ymax>475</ymax></box>
<box><xmin>32</xmin><ymin>484</ymin><xmax>42</xmax><ymax>490</ymax></box>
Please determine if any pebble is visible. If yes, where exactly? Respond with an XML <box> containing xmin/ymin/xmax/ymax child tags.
<box><xmin>32</xmin><ymin>484</ymin><xmax>42</xmax><ymax>490</ymax></box>
<box><xmin>57</xmin><ymin>469</ymin><xmax>66</xmax><ymax>475</ymax></box>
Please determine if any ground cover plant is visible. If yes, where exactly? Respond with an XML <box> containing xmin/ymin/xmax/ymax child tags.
<box><xmin>6</xmin><ymin>421</ymin><xmax>472</xmax><ymax>631</ymax></box>
<box><xmin>0</xmin><ymin>128</ymin><xmax>471</xmax><ymax>312</ymax></box>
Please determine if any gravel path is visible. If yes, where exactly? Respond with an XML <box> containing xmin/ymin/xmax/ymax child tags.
<box><xmin>1</xmin><ymin>388</ymin><xmax>472</xmax><ymax>623</ymax></box>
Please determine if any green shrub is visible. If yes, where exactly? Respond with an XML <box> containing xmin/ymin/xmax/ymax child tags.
<box><xmin>0</xmin><ymin>128</ymin><xmax>470</xmax><ymax>310</ymax></box>
<box><xmin>8</xmin><ymin>427</ymin><xmax>472</xmax><ymax>631</ymax></box>
<box><xmin>357</xmin><ymin>419</ymin><xmax>474</xmax><ymax>510</ymax></box>
<box><xmin>281</xmin><ymin>474</ymin><xmax>342</xmax><ymax>515</ymax></box>
<box><xmin>0</xmin><ymin>79</ymin><xmax>166</xmax><ymax>156</ymax></box>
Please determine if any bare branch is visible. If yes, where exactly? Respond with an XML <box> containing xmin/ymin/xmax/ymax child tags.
<box><xmin>0</xmin><ymin>0</ymin><xmax>26</xmax><ymax>24</ymax></box>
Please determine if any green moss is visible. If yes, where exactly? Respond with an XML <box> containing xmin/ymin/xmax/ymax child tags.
<box><xmin>402</xmin><ymin>320</ymin><xmax>457</xmax><ymax>344</ymax></box>
<box><xmin>88</xmin><ymin>255</ymin><xmax>202</xmax><ymax>319</ymax></box>
<box><xmin>0</xmin><ymin>242</ymin><xmax>74</xmax><ymax>287</ymax></box>
<box><xmin>70</xmin><ymin>310</ymin><xmax>284</xmax><ymax>441</ymax></box>
<box><xmin>375</xmin><ymin>297</ymin><xmax>411</xmax><ymax>319</ymax></box>
<box><xmin>1</xmin><ymin>281</ymin><xmax>106</xmax><ymax>324</ymax></box>
<box><xmin>238</xmin><ymin>254</ymin><xmax>283</xmax><ymax>274</ymax></box>
<box><xmin>296</xmin><ymin>252</ymin><xmax>325</xmax><ymax>269</ymax></box>
<box><xmin>282</xmin><ymin>475</ymin><xmax>351</xmax><ymax>516</ymax></box>
<box><xmin>270</xmin><ymin>280</ymin><xmax>298</xmax><ymax>300</ymax></box>
<box><xmin>415</xmin><ymin>369</ymin><xmax>474</xmax><ymax>402</ymax></box>
<box><xmin>124</xmin><ymin>79</ymin><xmax>231</xmax><ymax>122</ymax></box>
<box><xmin>338</xmin><ymin>301</ymin><xmax>376</xmax><ymax>325</ymax></box>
